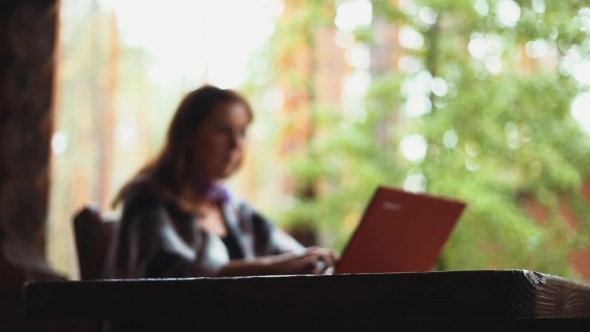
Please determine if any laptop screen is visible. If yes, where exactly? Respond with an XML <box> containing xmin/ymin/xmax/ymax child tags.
<box><xmin>335</xmin><ymin>186</ymin><xmax>466</xmax><ymax>274</ymax></box>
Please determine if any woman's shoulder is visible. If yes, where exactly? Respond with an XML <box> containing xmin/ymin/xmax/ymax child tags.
<box><xmin>223</xmin><ymin>187</ymin><xmax>269</xmax><ymax>224</ymax></box>
<box><xmin>122</xmin><ymin>179</ymin><xmax>168</xmax><ymax>210</ymax></box>
<box><xmin>222</xmin><ymin>187</ymin><xmax>251</xmax><ymax>211</ymax></box>
<box><xmin>118</xmin><ymin>179</ymin><xmax>182</xmax><ymax>230</ymax></box>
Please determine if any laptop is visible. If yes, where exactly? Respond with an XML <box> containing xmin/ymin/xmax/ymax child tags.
<box><xmin>334</xmin><ymin>186</ymin><xmax>466</xmax><ymax>274</ymax></box>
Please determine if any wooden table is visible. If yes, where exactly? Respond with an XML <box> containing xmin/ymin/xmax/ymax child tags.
<box><xmin>24</xmin><ymin>270</ymin><xmax>590</xmax><ymax>331</ymax></box>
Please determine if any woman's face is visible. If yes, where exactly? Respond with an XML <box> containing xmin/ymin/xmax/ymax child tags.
<box><xmin>189</xmin><ymin>101</ymin><xmax>251</xmax><ymax>181</ymax></box>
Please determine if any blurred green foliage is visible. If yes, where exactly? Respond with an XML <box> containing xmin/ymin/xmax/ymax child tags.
<box><xmin>249</xmin><ymin>0</ymin><xmax>590</xmax><ymax>278</ymax></box>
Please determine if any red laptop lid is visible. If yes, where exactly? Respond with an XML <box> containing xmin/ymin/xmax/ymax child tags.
<box><xmin>335</xmin><ymin>186</ymin><xmax>466</xmax><ymax>274</ymax></box>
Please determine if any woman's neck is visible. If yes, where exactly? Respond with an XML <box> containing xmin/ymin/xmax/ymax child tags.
<box><xmin>181</xmin><ymin>177</ymin><xmax>229</xmax><ymax>207</ymax></box>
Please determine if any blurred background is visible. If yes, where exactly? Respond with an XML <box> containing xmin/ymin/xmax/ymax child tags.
<box><xmin>48</xmin><ymin>0</ymin><xmax>590</xmax><ymax>281</ymax></box>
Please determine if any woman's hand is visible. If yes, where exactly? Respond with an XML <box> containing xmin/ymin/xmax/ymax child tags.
<box><xmin>217</xmin><ymin>247</ymin><xmax>339</xmax><ymax>277</ymax></box>
<box><xmin>267</xmin><ymin>247</ymin><xmax>340</xmax><ymax>275</ymax></box>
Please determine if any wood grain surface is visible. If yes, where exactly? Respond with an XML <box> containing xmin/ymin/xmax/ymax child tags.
<box><xmin>533</xmin><ymin>272</ymin><xmax>590</xmax><ymax>317</ymax></box>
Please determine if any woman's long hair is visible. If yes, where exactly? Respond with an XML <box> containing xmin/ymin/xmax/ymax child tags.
<box><xmin>112</xmin><ymin>85</ymin><xmax>253</xmax><ymax>208</ymax></box>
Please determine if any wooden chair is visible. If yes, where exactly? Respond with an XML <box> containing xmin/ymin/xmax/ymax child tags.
<box><xmin>73</xmin><ymin>205</ymin><xmax>118</xmax><ymax>280</ymax></box>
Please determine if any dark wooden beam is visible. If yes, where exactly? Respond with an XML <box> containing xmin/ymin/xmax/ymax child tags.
<box><xmin>24</xmin><ymin>270</ymin><xmax>590</xmax><ymax>331</ymax></box>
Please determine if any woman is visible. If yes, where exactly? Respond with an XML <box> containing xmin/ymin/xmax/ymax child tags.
<box><xmin>105</xmin><ymin>85</ymin><xmax>337</xmax><ymax>278</ymax></box>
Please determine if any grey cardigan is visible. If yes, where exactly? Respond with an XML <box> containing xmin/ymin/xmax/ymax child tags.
<box><xmin>104</xmin><ymin>181</ymin><xmax>304</xmax><ymax>279</ymax></box>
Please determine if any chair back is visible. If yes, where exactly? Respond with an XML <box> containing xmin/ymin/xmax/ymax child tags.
<box><xmin>73</xmin><ymin>206</ymin><xmax>118</xmax><ymax>280</ymax></box>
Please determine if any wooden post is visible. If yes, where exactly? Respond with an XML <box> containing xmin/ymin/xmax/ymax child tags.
<box><xmin>0</xmin><ymin>0</ymin><xmax>57</xmax><ymax>258</ymax></box>
<box><xmin>0</xmin><ymin>1</ymin><xmax>87</xmax><ymax>330</ymax></box>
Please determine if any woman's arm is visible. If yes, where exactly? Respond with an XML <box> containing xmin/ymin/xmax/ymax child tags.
<box><xmin>216</xmin><ymin>247</ymin><xmax>338</xmax><ymax>277</ymax></box>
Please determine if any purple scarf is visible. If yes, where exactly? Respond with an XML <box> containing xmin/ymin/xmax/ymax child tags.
<box><xmin>193</xmin><ymin>179</ymin><xmax>230</xmax><ymax>204</ymax></box>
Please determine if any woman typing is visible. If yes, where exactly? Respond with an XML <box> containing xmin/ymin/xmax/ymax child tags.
<box><xmin>105</xmin><ymin>85</ymin><xmax>337</xmax><ymax>278</ymax></box>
